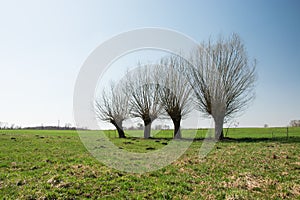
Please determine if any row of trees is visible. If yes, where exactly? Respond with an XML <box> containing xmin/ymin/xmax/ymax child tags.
<box><xmin>290</xmin><ymin>120</ymin><xmax>300</xmax><ymax>127</ymax></box>
<box><xmin>95</xmin><ymin>59</ymin><xmax>191</xmax><ymax>139</ymax></box>
<box><xmin>95</xmin><ymin>33</ymin><xmax>257</xmax><ymax>140</ymax></box>
<box><xmin>0</xmin><ymin>122</ymin><xmax>21</xmax><ymax>130</ymax></box>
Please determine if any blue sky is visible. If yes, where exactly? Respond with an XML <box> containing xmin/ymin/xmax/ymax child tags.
<box><xmin>0</xmin><ymin>0</ymin><xmax>299</xmax><ymax>128</ymax></box>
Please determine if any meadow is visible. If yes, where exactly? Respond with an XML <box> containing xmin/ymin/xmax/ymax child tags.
<box><xmin>0</xmin><ymin>128</ymin><xmax>299</xmax><ymax>199</ymax></box>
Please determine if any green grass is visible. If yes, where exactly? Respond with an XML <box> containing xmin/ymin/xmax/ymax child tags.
<box><xmin>0</xmin><ymin>128</ymin><xmax>300</xmax><ymax>199</ymax></box>
<box><xmin>102</xmin><ymin>127</ymin><xmax>299</xmax><ymax>139</ymax></box>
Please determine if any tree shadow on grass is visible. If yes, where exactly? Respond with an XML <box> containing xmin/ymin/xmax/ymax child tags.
<box><xmin>219</xmin><ymin>136</ymin><xmax>300</xmax><ymax>144</ymax></box>
<box><xmin>125</xmin><ymin>136</ymin><xmax>300</xmax><ymax>144</ymax></box>
<box><xmin>118</xmin><ymin>135</ymin><xmax>300</xmax><ymax>144</ymax></box>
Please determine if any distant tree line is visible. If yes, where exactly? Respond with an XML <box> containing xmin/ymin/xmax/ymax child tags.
<box><xmin>0</xmin><ymin>122</ymin><xmax>21</xmax><ymax>130</ymax></box>
<box><xmin>124</xmin><ymin>123</ymin><xmax>170</xmax><ymax>130</ymax></box>
<box><xmin>22</xmin><ymin>126</ymin><xmax>78</xmax><ymax>130</ymax></box>
<box><xmin>0</xmin><ymin>122</ymin><xmax>86</xmax><ymax>130</ymax></box>
<box><xmin>290</xmin><ymin>120</ymin><xmax>300</xmax><ymax>127</ymax></box>
<box><xmin>95</xmin><ymin>33</ymin><xmax>257</xmax><ymax>140</ymax></box>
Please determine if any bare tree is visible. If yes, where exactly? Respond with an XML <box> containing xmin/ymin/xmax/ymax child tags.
<box><xmin>95</xmin><ymin>82</ymin><xmax>129</xmax><ymax>138</ymax></box>
<box><xmin>124</xmin><ymin>64</ymin><xmax>162</xmax><ymax>138</ymax></box>
<box><xmin>189</xmin><ymin>33</ymin><xmax>256</xmax><ymax>139</ymax></box>
<box><xmin>157</xmin><ymin>56</ymin><xmax>193</xmax><ymax>139</ymax></box>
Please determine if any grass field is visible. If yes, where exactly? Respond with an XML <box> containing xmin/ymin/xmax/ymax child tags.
<box><xmin>0</xmin><ymin>128</ymin><xmax>300</xmax><ymax>199</ymax></box>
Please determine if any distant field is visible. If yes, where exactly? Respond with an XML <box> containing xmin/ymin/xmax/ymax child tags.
<box><xmin>104</xmin><ymin>127</ymin><xmax>300</xmax><ymax>139</ymax></box>
<box><xmin>0</xmin><ymin>128</ymin><xmax>299</xmax><ymax>199</ymax></box>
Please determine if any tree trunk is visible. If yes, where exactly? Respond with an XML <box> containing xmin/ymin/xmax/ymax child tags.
<box><xmin>116</xmin><ymin>125</ymin><xmax>126</xmax><ymax>138</ymax></box>
<box><xmin>172</xmin><ymin>118</ymin><xmax>182</xmax><ymax>139</ymax></box>
<box><xmin>112</xmin><ymin>120</ymin><xmax>126</xmax><ymax>138</ymax></box>
<box><xmin>214</xmin><ymin>116</ymin><xmax>224</xmax><ymax>140</ymax></box>
<box><xmin>144</xmin><ymin>121</ymin><xmax>152</xmax><ymax>139</ymax></box>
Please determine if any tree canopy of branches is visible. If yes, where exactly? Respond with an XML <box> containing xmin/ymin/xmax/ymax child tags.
<box><xmin>157</xmin><ymin>56</ymin><xmax>193</xmax><ymax>139</ymax></box>
<box><xmin>124</xmin><ymin>65</ymin><xmax>162</xmax><ymax>138</ymax></box>
<box><xmin>189</xmin><ymin>33</ymin><xmax>256</xmax><ymax>139</ymax></box>
<box><xmin>95</xmin><ymin>82</ymin><xmax>129</xmax><ymax>138</ymax></box>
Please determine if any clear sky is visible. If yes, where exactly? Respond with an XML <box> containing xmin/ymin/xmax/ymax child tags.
<box><xmin>0</xmin><ymin>0</ymin><xmax>299</xmax><ymax>128</ymax></box>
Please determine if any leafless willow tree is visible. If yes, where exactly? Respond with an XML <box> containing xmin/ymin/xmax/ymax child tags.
<box><xmin>189</xmin><ymin>33</ymin><xmax>256</xmax><ymax>139</ymax></box>
<box><xmin>124</xmin><ymin>65</ymin><xmax>162</xmax><ymax>138</ymax></box>
<box><xmin>95</xmin><ymin>82</ymin><xmax>129</xmax><ymax>138</ymax></box>
<box><xmin>157</xmin><ymin>56</ymin><xmax>193</xmax><ymax>139</ymax></box>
